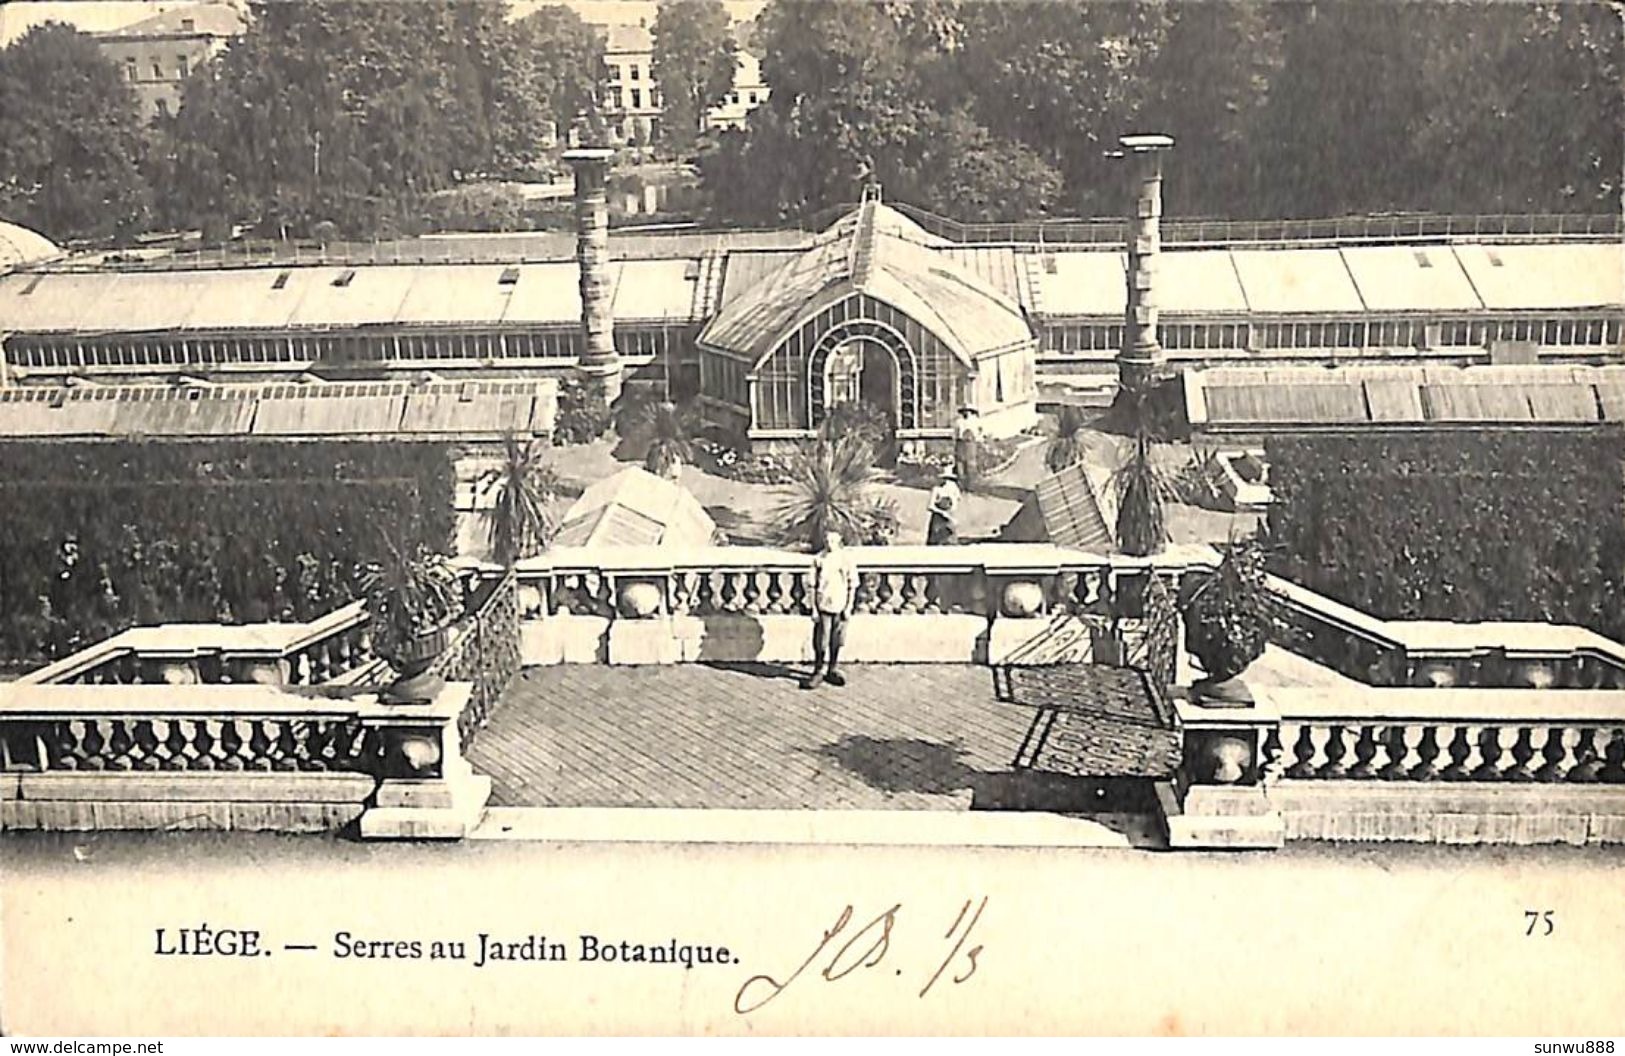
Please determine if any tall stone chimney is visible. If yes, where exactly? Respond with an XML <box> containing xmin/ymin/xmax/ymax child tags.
<box><xmin>562</xmin><ymin>141</ymin><xmax>621</xmax><ymax>407</ymax></box>
<box><xmin>1117</xmin><ymin>133</ymin><xmax>1174</xmax><ymax>398</ymax></box>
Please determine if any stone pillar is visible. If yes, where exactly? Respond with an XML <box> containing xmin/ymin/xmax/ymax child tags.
<box><xmin>1118</xmin><ymin>133</ymin><xmax>1174</xmax><ymax>397</ymax></box>
<box><xmin>562</xmin><ymin>145</ymin><xmax>622</xmax><ymax>407</ymax></box>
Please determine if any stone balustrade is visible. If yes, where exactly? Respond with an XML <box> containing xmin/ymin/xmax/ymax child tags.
<box><xmin>1166</xmin><ymin>681</ymin><xmax>1625</xmax><ymax>849</ymax></box>
<box><xmin>17</xmin><ymin>602</ymin><xmax>380</xmax><ymax>689</ymax></box>
<box><xmin>1265</xmin><ymin>687</ymin><xmax>1625</xmax><ymax>785</ymax></box>
<box><xmin>1262</xmin><ymin>575</ymin><xmax>1625</xmax><ymax>689</ymax></box>
<box><xmin>490</xmin><ymin>543</ymin><xmax>1218</xmax><ymax>668</ymax></box>
<box><xmin>0</xmin><ymin>681</ymin><xmax>489</xmax><ymax>838</ymax></box>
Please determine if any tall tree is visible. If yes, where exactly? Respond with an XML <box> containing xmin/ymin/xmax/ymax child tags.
<box><xmin>652</xmin><ymin>0</ymin><xmax>739</xmax><ymax>149</ymax></box>
<box><xmin>504</xmin><ymin>4</ymin><xmax>606</xmax><ymax>169</ymax></box>
<box><xmin>1141</xmin><ymin>0</ymin><xmax>1284</xmax><ymax>218</ymax></box>
<box><xmin>164</xmin><ymin>0</ymin><xmax>584</xmax><ymax>239</ymax></box>
<box><xmin>0</xmin><ymin>23</ymin><xmax>151</xmax><ymax>242</ymax></box>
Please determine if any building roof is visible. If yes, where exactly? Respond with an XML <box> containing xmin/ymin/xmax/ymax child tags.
<box><xmin>1186</xmin><ymin>364</ymin><xmax>1625</xmax><ymax>431</ymax></box>
<box><xmin>553</xmin><ymin>466</ymin><xmax>716</xmax><ymax>548</ymax></box>
<box><xmin>97</xmin><ymin>2</ymin><xmax>244</xmax><ymax>37</ymax></box>
<box><xmin>0</xmin><ymin>378</ymin><xmax>557</xmax><ymax>440</ymax></box>
<box><xmin>602</xmin><ymin>23</ymin><xmax>651</xmax><ymax>52</ymax></box>
<box><xmin>700</xmin><ymin>199</ymin><xmax>1034</xmax><ymax>366</ymax></box>
<box><xmin>0</xmin><ymin>259</ymin><xmax>701</xmax><ymax>334</ymax></box>
<box><xmin>1000</xmin><ymin>460</ymin><xmax>1119</xmax><ymax>550</ymax></box>
<box><xmin>1024</xmin><ymin>241</ymin><xmax>1625</xmax><ymax>319</ymax></box>
<box><xmin>0</xmin><ymin>221</ymin><xmax>61</xmax><ymax>272</ymax></box>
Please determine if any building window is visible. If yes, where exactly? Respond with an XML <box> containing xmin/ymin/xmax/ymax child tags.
<box><xmin>177</xmin><ymin>55</ymin><xmax>189</xmax><ymax>78</ymax></box>
<box><xmin>630</xmin><ymin>88</ymin><xmax>641</xmax><ymax>109</ymax></box>
<box><xmin>630</xmin><ymin>64</ymin><xmax>640</xmax><ymax>80</ymax></box>
<box><xmin>125</xmin><ymin>58</ymin><xmax>137</xmax><ymax>81</ymax></box>
<box><xmin>152</xmin><ymin>61</ymin><xmax>164</xmax><ymax>79</ymax></box>
<box><xmin>747</xmin><ymin>91</ymin><xmax>758</xmax><ymax>104</ymax></box>
<box><xmin>155</xmin><ymin>99</ymin><xmax>170</xmax><ymax>118</ymax></box>
<box><xmin>608</xmin><ymin>64</ymin><xmax>620</xmax><ymax>81</ymax></box>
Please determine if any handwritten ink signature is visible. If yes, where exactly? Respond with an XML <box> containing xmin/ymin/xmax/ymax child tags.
<box><xmin>733</xmin><ymin>898</ymin><xmax>987</xmax><ymax>1014</ymax></box>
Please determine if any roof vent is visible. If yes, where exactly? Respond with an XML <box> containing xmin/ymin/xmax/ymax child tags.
<box><xmin>1043</xmin><ymin>255</ymin><xmax>1058</xmax><ymax>275</ymax></box>
<box><xmin>1487</xmin><ymin>249</ymin><xmax>1505</xmax><ymax>267</ymax></box>
<box><xmin>20</xmin><ymin>273</ymin><xmax>45</xmax><ymax>296</ymax></box>
<box><xmin>332</xmin><ymin>269</ymin><xmax>356</xmax><ymax>287</ymax></box>
<box><xmin>271</xmin><ymin>270</ymin><xmax>291</xmax><ymax>290</ymax></box>
<box><xmin>459</xmin><ymin>381</ymin><xmax>479</xmax><ymax>403</ymax></box>
<box><xmin>181</xmin><ymin>17</ymin><xmax>195</xmax><ymax>31</ymax></box>
<box><xmin>683</xmin><ymin>260</ymin><xmax>700</xmax><ymax>280</ymax></box>
<box><xmin>499</xmin><ymin>266</ymin><xmax>520</xmax><ymax>285</ymax></box>
<box><xmin>1413</xmin><ymin>250</ymin><xmax>1432</xmax><ymax>268</ymax></box>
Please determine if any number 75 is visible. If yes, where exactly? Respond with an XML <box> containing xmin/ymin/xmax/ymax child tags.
<box><xmin>1524</xmin><ymin>910</ymin><xmax>1555</xmax><ymax>936</ymax></box>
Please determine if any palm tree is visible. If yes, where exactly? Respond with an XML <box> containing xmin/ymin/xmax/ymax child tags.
<box><xmin>635</xmin><ymin>399</ymin><xmax>696</xmax><ymax>480</ymax></box>
<box><xmin>1046</xmin><ymin>404</ymin><xmax>1093</xmax><ymax>473</ymax></box>
<box><xmin>1112</xmin><ymin>428</ymin><xmax>1175</xmax><ymax>557</ymax></box>
<box><xmin>771</xmin><ymin>434</ymin><xmax>886</xmax><ymax>548</ymax></box>
<box><xmin>479</xmin><ymin>434</ymin><xmax>560</xmax><ymax>566</ymax></box>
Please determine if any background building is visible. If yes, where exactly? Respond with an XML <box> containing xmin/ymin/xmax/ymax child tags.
<box><xmin>93</xmin><ymin>2</ymin><xmax>245</xmax><ymax>121</ymax></box>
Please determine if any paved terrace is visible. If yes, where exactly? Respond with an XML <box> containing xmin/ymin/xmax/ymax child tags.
<box><xmin>468</xmin><ymin>663</ymin><xmax>1178</xmax><ymax>820</ymax></box>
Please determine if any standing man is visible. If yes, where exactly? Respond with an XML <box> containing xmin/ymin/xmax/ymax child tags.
<box><xmin>953</xmin><ymin>406</ymin><xmax>983</xmax><ymax>485</ymax></box>
<box><xmin>802</xmin><ymin>530</ymin><xmax>858</xmax><ymax>690</ymax></box>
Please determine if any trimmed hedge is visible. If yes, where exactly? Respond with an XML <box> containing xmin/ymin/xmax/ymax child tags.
<box><xmin>0</xmin><ymin>441</ymin><xmax>456</xmax><ymax>670</ymax></box>
<box><xmin>1265</xmin><ymin>429</ymin><xmax>1625</xmax><ymax>639</ymax></box>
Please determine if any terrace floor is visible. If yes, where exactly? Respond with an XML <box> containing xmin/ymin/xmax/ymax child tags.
<box><xmin>467</xmin><ymin>662</ymin><xmax>1176</xmax><ymax>834</ymax></box>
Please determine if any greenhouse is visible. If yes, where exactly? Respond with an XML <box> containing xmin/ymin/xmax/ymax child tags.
<box><xmin>695</xmin><ymin>197</ymin><xmax>1040</xmax><ymax>448</ymax></box>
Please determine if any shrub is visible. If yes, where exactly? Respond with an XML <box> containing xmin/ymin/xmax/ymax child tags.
<box><xmin>552</xmin><ymin>380</ymin><xmax>613</xmax><ymax>446</ymax></box>
<box><xmin>1266</xmin><ymin>429</ymin><xmax>1625</xmax><ymax>638</ymax></box>
<box><xmin>424</xmin><ymin>183</ymin><xmax>528</xmax><ymax>233</ymax></box>
<box><xmin>0</xmin><ymin>440</ymin><xmax>455</xmax><ymax>670</ymax></box>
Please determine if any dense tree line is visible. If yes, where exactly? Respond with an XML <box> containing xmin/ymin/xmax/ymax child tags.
<box><xmin>0</xmin><ymin>1</ymin><xmax>604</xmax><ymax>243</ymax></box>
<box><xmin>1</xmin><ymin>0</ymin><xmax>1617</xmax><ymax>243</ymax></box>
<box><xmin>701</xmin><ymin>0</ymin><xmax>1623</xmax><ymax>224</ymax></box>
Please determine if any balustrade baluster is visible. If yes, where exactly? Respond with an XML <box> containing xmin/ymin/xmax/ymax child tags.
<box><xmin>192</xmin><ymin>720</ymin><xmax>217</xmax><ymax>770</ymax></box>
<box><xmin>1408</xmin><ymin>725</ymin><xmax>1443</xmax><ymax>780</ymax></box>
<box><xmin>879</xmin><ymin>572</ymin><xmax>902</xmax><ymax>614</ymax></box>
<box><xmin>80</xmin><ymin>720</ymin><xmax>107</xmax><ymax>771</ymax></box>
<box><xmin>46</xmin><ymin>722</ymin><xmax>77</xmax><ymax>770</ymax></box>
<box><xmin>1568</xmin><ymin>728</ymin><xmax>1604</xmax><ymax>783</ymax></box>
<box><xmin>903</xmin><ymin>574</ymin><xmax>929</xmax><ymax>614</ymax></box>
<box><xmin>132</xmin><ymin>720</ymin><xmax>160</xmax><ymax>770</ymax></box>
<box><xmin>670</xmin><ymin>571</ymin><xmax>695</xmax><ymax>614</ymax></box>
<box><xmin>695</xmin><ymin>572</ymin><xmax>718</xmax><ymax>615</ymax></box>
<box><xmin>1319</xmin><ymin>725</ymin><xmax>1349</xmax><ymax>778</ymax></box>
<box><xmin>719</xmin><ymin>571</ymin><xmax>743</xmax><ymax>612</ymax></box>
<box><xmin>854</xmin><ymin>572</ymin><xmax>880</xmax><ymax>615</ymax></box>
<box><xmin>105</xmin><ymin>720</ymin><xmax>135</xmax><ymax>771</ymax></box>
<box><xmin>1284</xmin><ymin>724</ymin><xmax>1317</xmax><ymax>779</ymax></box>
<box><xmin>1378</xmin><ymin>725</ymin><xmax>1411</xmax><ymax>779</ymax></box>
<box><xmin>304</xmin><ymin>722</ymin><xmax>333</xmax><ymax>771</ymax></box>
<box><xmin>1600</xmin><ymin>729</ymin><xmax>1625</xmax><ymax>783</ymax></box>
<box><xmin>248</xmin><ymin>721</ymin><xmax>275</xmax><ymax>771</ymax></box>
<box><xmin>743</xmin><ymin>571</ymin><xmax>766</xmax><ymax>614</ymax></box>
<box><xmin>272</xmin><ymin>721</ymin><xmax>299</xmax><ymax>771</ymax></box>
<box><xmin>1533</xmin><ymin>727</ymin><xmax>1570</xmax><ymax>782</ymax></box>
<box><xmin>1347</xmin><ymin>725</ymin><xmax>1380</xmax><ymax>778</ymax></box>
<box><xmin>1259</xmin><ymin>725</ymin><xmax>1284</xmax><ymax>783</ymax></box>
<box><xmin>1440</xmin><ymin>726</ymin><xmax>1474</xmax><ymax>780</ymax></box>
<box><xmin>161</xmin><ymin>720</ymin><xmax>190</xmax><ymax>770</ymax></box>
<box><xmin>1470</xmin><ymin>727</ymin><xmax>1506</xmax><ymax>780</ymax></box>
<box><xmin>762</xmin><ymin>571</ymin><xmax>784</xmax><ymax>614</ymax></box>
<box><xmin>1504</xmin><ymin>727</ymin><xmax>1537</xmax><ymax>782</ymax></box>
<box><xmin>218</xmin><ymin>720</ymin><xmax>246</xmax><ymax>771</ymax></box>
